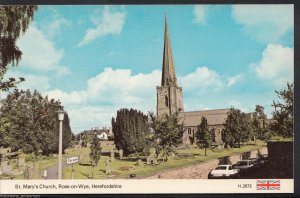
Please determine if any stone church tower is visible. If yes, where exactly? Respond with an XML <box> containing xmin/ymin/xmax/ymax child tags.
<box><xmin>156</xmin><ymin>15</ymin><xmax>184</xmax><ymax>117</ymax></box>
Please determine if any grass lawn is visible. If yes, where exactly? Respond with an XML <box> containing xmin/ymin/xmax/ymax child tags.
<box><xmin>3</xmin><ymin>140</ymin><xmax>266</xmax><ymax>180</ymax></box>
<box><xmin>62</xmin><ymin>140</ymin><xmax>267</xmax><ymax>179</ymax></box>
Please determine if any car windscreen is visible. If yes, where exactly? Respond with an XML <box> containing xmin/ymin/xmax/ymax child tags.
<box><xmin>236</xmin><ymin>161</ymin><xmax>248</xmax><ymax>166</ymax></box>
<box><xmin>215</xmin><ymin>166</ymin><xmax>227</xmax><ymax>170</ymax></box>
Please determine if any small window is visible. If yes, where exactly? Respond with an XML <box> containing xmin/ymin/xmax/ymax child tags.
<box><xmin>188</xmin><ymin>128</ymin><xmax>191</xmax><ymax>135</ymax></box>
<box><xmin>211</xmin><ymin>130</ymin><xmax>216</xmax><ymax>143</ymax></box>
<box><xmin>229</xmin><ymin>166</ymin><xmax>232</xmax><ymax>170</ymax></box>
<box><xmin>165</xmin><ymin>95</ymin><xmax>169</xmax><ymax>107</ymax></box>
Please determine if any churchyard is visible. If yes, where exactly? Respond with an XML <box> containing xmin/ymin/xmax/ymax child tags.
<box><xmin>0</xmin><ymin>139</ymin><xmax>266</xmax><ymax>180</ymax></box>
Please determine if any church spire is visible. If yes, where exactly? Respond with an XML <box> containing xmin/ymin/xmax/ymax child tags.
<box><xmin>161</xmin><ymin>14</ymin><xmax>177</xmax><ymax>86</ymax></box>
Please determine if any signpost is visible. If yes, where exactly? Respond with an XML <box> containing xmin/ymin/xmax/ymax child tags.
<box><xmin>66</xmin><ymin>156</ymin><xmax>79</xmax><ymax>179</ymax></box>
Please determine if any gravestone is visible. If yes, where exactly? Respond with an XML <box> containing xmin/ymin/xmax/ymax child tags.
<box><xmin>28</xmin><ymin>164</ymin><xmax>41</xmax><ymax>179</ymax></box>
<box><xmin>105</xmin><ymin>159</ymin><xmax>111</xmax><ymax>174</ymax></box>
<box><xmin>2</xmin><ymin>164</ymin><xmax>12</xmax><ymax>175</ymax></box>
<box><xmin>23</xmin><ymin>166</ymin><xmax>29</xmax><ymax>179</ymax></box>
<box><xmin>168</xmin><ymin>152</ymin><xmax>176</xmax><ymax>159</ymax></box>
<box><xmin>18</xmin><ymin>157</ymin><xmax>26</xmax><ymax>170</ymax></box>
<box><xmin>110</xmin><ymin>150</ymin><xmax>115</xmax><ymax>161</ymax></box>
<box><xmin>146</xmin><ymin>157</ymin><xmax>151</xmax><ymax>165</ymax></box>
<box><xmin>152</xmin><ymin>158</ymin><xmax>159</xmax><ymax>165</ymax></box>
<box><xmin>137</xmin><ymin>159</ymin><xmax>143</xmax><ymax>166</ymax></box>
<box><xmin>1</xmin><ymin>160</ymin><xmax>8</xmax><ymax>166</ymax></box>
<box><xmin>79</xmin><ymin>154</ymin><xmax>84</xmax><ymax>161</ymax></box>
<box><xmin>119</xmin><ymin>149</ymin><xmax>123</xmax><ymax>160</ymax></box>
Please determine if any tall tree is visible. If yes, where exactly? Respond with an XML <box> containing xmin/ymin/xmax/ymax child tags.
<box><xmin>112</xmin><ymin>108</ymin><xmax>150</xmax><ymax>156</ymax></box>
<box><xmin>0</xmin><ymin>89</ymin><xmax>73</xmax><ymax>154</ymax></box>
<box><xmin>0</xmin><ymin>5</ymin><xmax>38</xmax><ymax>91</ymax></box>
<box><xmin>252</xmin><ymin>105</ymin><xmax>271</xmax><ymax>140</ymax></box>
<box><xmin>223</xmin><ymin>108</ymin><xmax>253</xmax><ymax>148</ymax></box>
<box><xmin>195</xmin><ymin>117</ymin><xmax>213</xmax><ymax>156</ymax></box>
<box><xmin>254</xmin><ymin>105</ymin><xmax>267</xmax><ymax>119</ymax></box>
<box><xmin>270</xmin><ymin>82</ymin><xmax>294</xmax><ymax>138</ymax></box>
<box><xmin>149</xmin><ymin>112</ymin><xmax>184</xmax><ymax>161</ymax></box>
<box><xmin>89</xmin><ymin>134</ymin><xmax>101</xmax><ymax>178</ymax></box>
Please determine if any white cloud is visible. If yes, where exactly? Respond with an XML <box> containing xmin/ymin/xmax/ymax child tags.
<box><xmin>44</xmin><ymin>68</ymin><xmax>160</xmax><ymax>132</ymax></box>
<box><xmin>250</xmin><ymin>44</ymin><xmax>293</xmax><ymax>85</ymax></box>
<box><xmin>46</xmin><ymin>89</ymin><xmax>86</xmax><ymax>105</ymax></box>
<box><xmin>179</xmin><ymin>67</ymin><xmax>223</xmax><ymax>94</ymax></box>
<box><xmin>79</xmin><ymin>6</ymin><xmax>126</xmax><ymax>46</ymax></box>
<box><xmin>44</xmin><ymin>67</ymin><xmax>231</xmax><ymax>133</ymax></box>
<box><xmin>227</xmin><ymin>74</ymin><xmax>243</xmax><ymax>87</ymax></box>
<box><xmin>193</xmin><ymin>5</ymin><xmax>209</xmax><ymax>24</ymax></box>
<box><xmin>17</xmin><ymin>23</ymin><xmax>71</xmax><ymax>76</ymax></box>
<box><xmin>46</xmin><ymin>18</ymin><xmax>72</xmax><ymax>39</ymax></box>
<box><xmin>231</xmin><ymin>5</ymin><xmax>293</xmax><ymax>43</ymax></box>
<box><xmin>38</xmin><ymin>7</ymin><xmax>72</xmax><ymax>39</ymax></box>
<box><xmin>56</xmin><ymin>66</ymin><xmax>72</xmax><ymax>77</ymax></box>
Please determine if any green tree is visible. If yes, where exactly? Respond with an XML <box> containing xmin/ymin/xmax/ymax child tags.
<box><xmin>252</xmin><ymin>105</ymin><xmax>271</xmax><ymax>140</ymax></box>
<box><xmin>0</xmin><ymin>89</ymin><xmax>73</xmax><ymax>154</ymax></box>
<box><xmin>270</xmin><ymin>82</ymin><xmax>293</xmax><ymax>138</ymax></box>
<box><xmin>112</xmin><ymin>108</ymin><xmax>150</xmax><ymax>156</ymax></box>
<box><xmin>89</xmin><ymin>134</ymin><xmax>101</xmax><ymax>178</ymax></box>
<box><xmin>0</xmin><ymin>6</ymin><xmax>38</xmax><ymax>91</ymax></box>
<box><xmin>223</xmin><ymin>108</ymin><xmax>253</xmax><ymax>148</ymax></box>
<box><xmin>254</xmin><ymin>105</ymin><xmax>267</xmax><ymax>119</ymax></box>
<box><xmin>149</xmin><ymin>112</ymin><xmax>184</xmax><ymax>161</ymax></box>
<box><xmin>195</xmin><ymin>117</ymin><xmax>213</xmax><ymax>156</ymax></box>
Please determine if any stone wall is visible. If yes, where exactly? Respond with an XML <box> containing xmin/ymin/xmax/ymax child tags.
<box><xmin>143</xmin><ymin>147</ymin><xmax>268</xmax><ymax>179</ymax></box>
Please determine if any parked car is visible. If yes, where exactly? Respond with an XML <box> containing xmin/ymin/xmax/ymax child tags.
<box><xmin>233</xmin><ymin>160</ymin><xmax>254</xmax><ymax>172</ymax></box>
<box><xmin>208</xmin><ymin>165</ymin><xmax>239</xmax><ymax>179</ymax></box>
<box><xmin>258</xmin><ymin>154</ymin><xmax>269</xmax><ymax>165</ymax></box>
<box><xmin>249</xmin><ymin>158</ymin><xmax>259</xmax><ymax>167</ymax></box>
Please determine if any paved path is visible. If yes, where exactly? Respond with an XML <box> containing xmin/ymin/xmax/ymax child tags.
<box><xmin>45</xmin><ymin>161</ymin><xmax>68</xmax><ymax>179</ymax></box>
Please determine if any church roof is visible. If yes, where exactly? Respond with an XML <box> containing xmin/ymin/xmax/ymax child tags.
<box><xmin>179</xmin><ymin>109</ymin><xmax>230</xmax><ymax>126</ymax></box>
<box><xmin>161</xmin><ymin>14</ymin><xmax>177</xmax><ymax>86</ymax></box>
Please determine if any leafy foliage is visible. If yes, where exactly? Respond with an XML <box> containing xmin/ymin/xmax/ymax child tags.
<box><xmin>222</xmin><ymin>108</ymin><xmax>253</xmax><ymax>148</ymax></box>
<box><xmin>0</xmin><ymin>6</ymin><xmax>38</xmax><ymax>91</ymax></box>
<box><xmin>195</xmin><ymin>117</ymin><xmax>214</xmax><ymax>156</ymax></box>
<box><xmin>0</xmin><ymin>89</ymin><xmax>73</xmax><ymax>154</ymax></box>
<box><xmin>149</xmin><ymin>112</ymin><xmax>184</xmax><ymax>160</ymax></box>
<box><xmin>112</xmin><ymin>108</ymin><xmax>150</xmax><ymax>156</ymax></box>
<box><xmin>252</xmin><ymin>105</ymin><xmax>272</xmax><ymax>140</ymax></box>
<box><xmin>89</xmin><ymin>134</ymin><xmax>101</xmax><ymax>178</ymax></box>
<box><xmin>270</xmin><ymin>82</ymin><xmax>293</xmax><ymax>138</ymax></box>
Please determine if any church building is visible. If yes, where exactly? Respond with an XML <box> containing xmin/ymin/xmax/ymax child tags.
<box><xmin>156</xmin><ymin>15</ymin><xmax>230</xmax><ymax>146</ymax></box>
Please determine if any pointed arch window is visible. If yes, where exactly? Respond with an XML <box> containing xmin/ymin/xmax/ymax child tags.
<box><xmin>165</xmin><ymin>95</ymin><xmax>169</xmax><ymax>107</ymax></box>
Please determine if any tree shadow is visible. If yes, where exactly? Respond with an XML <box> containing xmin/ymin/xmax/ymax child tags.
<box><xmin>79</xmin><ymin>163</ymin><xmax>91</xmax><ymax>166</ymax></box>
<box><xmin>79</xmin><ymin>172</ymin><xmax>90</xmax><ymax>179</ymax></box>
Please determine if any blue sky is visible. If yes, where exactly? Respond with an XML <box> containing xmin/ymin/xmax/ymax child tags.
<box><xmin>3</xmin><ymin>5</ymin><xmax>294</xmax><ymax>133</ymax></box>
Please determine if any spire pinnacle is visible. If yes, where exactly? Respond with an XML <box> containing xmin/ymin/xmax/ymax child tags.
<box><xmin>161</xmin><ymin>14</ymin><xmax>177</xmax><ymax>86</ymax></box>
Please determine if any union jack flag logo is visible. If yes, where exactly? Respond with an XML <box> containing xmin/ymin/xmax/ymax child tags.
<box><xmin>256</xmin><ymin>180</ymin><xmax>280</xmax><ymax>190</ymax></box>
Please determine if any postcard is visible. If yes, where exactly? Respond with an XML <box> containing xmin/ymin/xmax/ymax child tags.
<box><xmin>0</xmin><ymin>4</ymin><xmax>294</xmax><ymax>194</ymax></box>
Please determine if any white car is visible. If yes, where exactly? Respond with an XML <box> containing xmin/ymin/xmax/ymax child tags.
<box><xmin>234</xmin><ymin>160</ymin><xmax>254</xmax><ymax>171</ymax></box>
<box><xmin>208</xmin><ymin>165</ymin><xmax>239</xmax><ymax>179</ymax></box>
